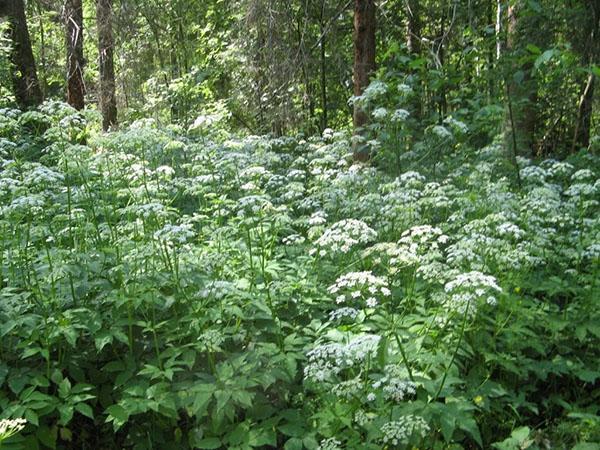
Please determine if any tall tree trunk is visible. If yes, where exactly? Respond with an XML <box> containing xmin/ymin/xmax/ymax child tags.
<box><xmin>320</xmin><ymin>0</ymin><xmax>328</xmax><ymax>131</ymax></box>
<box><xmin>572</xmin><ymin>0</ymin><xmax>599</xmax><ymax>152</ymax></box>
<box><xmin>0</xmin><ymin>0</ymin><xmax>43</xmax><ymax>108</ymax></box>
<box><xmin>405</xmin><ymin>0</ymin><xmax>423</xmax><ymax>123</ymax></box>
<box><xmin>504</xmin><ymin>1</ymin><xmax>538</xmax><ymax>157</ymax></box>
<box><xmin>65</xmin><ymin>0</ymin><xmax>85</xmax><ymax>110</ymax></box>
<box><xmin>495</xmin><ymin>0</ymin><xmax>502</xmax><ymax>60</ymax></box>
<box><xmin>353</xmin><ymin>0</ymin><xmax>376</xmax><ymax>136</ymax></box>
<box><xmin>97</xmin><ymin>0</ymin><xmax>117</xmax><ymax>131</ymax></box>
<box><xmin>405</xmin><ymin>0</ymin><xmax>421</xmax><ymax>55</ymax></box>
<box><xmin>572</xmin><ymin>75</ymin><xmax>595</xmax><ymax>151</ymax></box>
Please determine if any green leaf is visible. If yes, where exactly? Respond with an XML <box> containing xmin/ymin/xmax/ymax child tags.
<box><xmin>58</xmin><ymin>378</ymin><xmax>72</xmax><ymax>398</ymax></box>
<box><xmin>75</xmin><ymin>402</ymin><xmax>94</xmax><ymax>419</ymax></box>
<box><xmin>9</xmin><ymin>376</ymin><xmax>28</xmax><ymax>395</ymax></box>
<box><xmin>0</xmin><ymin>363</ymin><xmax>9</xmax><ymax>386</ymax></box>
<box><xmin>191</xmin><ymin>391</ymin><xmax>213</xmax><ymax>416</ymax></box>
<box><xmin>279</xmin><ymin>422</ymin><xmax>306</xmax><ymax>438</ymax></box>
<box><xmin>59</xmin><ymin>427</ymin><xmax>73</xmax><ymax>442</ymax></box>
<box><xmin>24</xmin><ymin>409</ymin><xmax>39</xmax><ymax>427</ymax></box>
<box><xmin>249</xmin><ymin>427</ymin><xmax>276</xmax><ymax>447</ymax></box>
<box><xmin>458</xmin><ymin>417</ymin><xmax>482</xmax><ymax>447</ymax></box>
<box><xmin>36</xmin><ymin>425</ymin><xmax>57</xmax><ymax>449</ymax></box>
<box><xmin>284</xmin><ymin>437</ymin><xmax>304</xmax><ymax>450</ymax></box>
<box><xmin>57</xmin><ymin>404</ymin><xmax>74</xmax><ymax>425</ymax></box>
<box><xmin>303</xmin><ymin>435</ymin><xmax>319</xmax><ymax>450</ymax></box>
<box><xmin>534</xmin><ymin>49</ymin><xmax>556</xmax><ymax>69</ymax></box>
<box><xmin>94</xmin><ymin>330</ymin><xmax>113</xmax><ymax>352</ymax></box>
<box><xmin>511</xmin><ymin>426</ymin><xmax>531</xmax><ymax>442</ymax></box>
<box><xmin>573</xmin><ymin>444</ymin><xmax>600</xmax><ymax>450</ymax></box>
<box><xmin>214</xmin><ymin>390</ymin><xmax>231</xmax><ymax>412</ymax></box>
<box><xmin>195</xmin><ymin>437</ymin><xmax>222</xmax><ymax>449</ymax></box>
<box><xmin>106</xmin><ymin>404</ymin><xmax>129</xmax><ymax>430</ymax></box>
<box><xmin>439</xmin><ymin>412</ymin><xmax>456</xmax><ymax>442</ymax></box>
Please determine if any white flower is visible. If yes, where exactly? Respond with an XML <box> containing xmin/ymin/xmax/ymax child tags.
<box><xmin>283</xmin><ymin>234</ymin><xmax>306</xmax><ymax>246</ymax></box>
<box><xmin>313</xmin><ymin>219</ymin><xmax>377</xmax><ymax>256</ymax></box>
<box><xmin>304</xmin><ymin>334</ymin><xmax>381</xmax><ymax>382</ymax></box>
<box><xmin>431</xmin><ymin>125</ymin><xmax>452</xmax><ymax>140</ymax></box>
<box><xmin>397</xmin><ymin>83</ymin><xmax>413</xmax><ymax>95</ymax></box>
<box><xmin>372</xmin><ymin>107</ymin><xmax>388</xmax><ymax>120</ymax></box>
<box><xmin>329</xmin><ymin>307</ymin><xmax>359</xmax><ymax>321</ymax></box>
<box><xmin>317</xmin><ymin>437</ymin><xmax>342</xmax><ymax>450</ymax></box>
<box><xmin>391</xmin><ymin>108</ymin><xmax>410</xmax><ymax>122</ymax></box>
<box><xmin>327</xmin><ymin>271</ymin><xmax>389</xmax><ymax>307</ymax></box>
<box><xmin>442</xmin><ymin>271</ymin><xmax>502</xmax><ymax>314</ymax></box>
<box><xmin>153</xmin><ymin>223</ymin><xmax>194</xmax><ymax>244</ymax></box>
<box><xmin>381</xmin><ymin>416</ymin><xmax>430</xmax><ymax>446</ymax></box>
<box><xmin>0</xmin><ymin>418</ymin><xmax>27</xmax><ymax>441</ymax></box>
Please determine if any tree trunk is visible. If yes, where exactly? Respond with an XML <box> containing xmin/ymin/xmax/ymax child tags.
<box><xmin>320</xmin><ymin>0</ymin><xmax>328</xmax><ymax>131</ymax></box>
<box><xmin>405</xmin><ymin>0</ymin><xmax>421</xmax><ymax>55</ymax></box>
<box><xmin>572</xmin><ymin>74</ymin><xmax>595</xmax><ymax>151</ymax></box>
<box><xmin>504</xmin><ymin>1</ymin><xmax>538</xmax><ymax>157</ymax></box>
<box><xmin>0</xmin><ymin>0</ymin><xmax>43</xmax><ymax>108</ymax></box>
<box><xmin>495</xmin><ymin>0</ymin><xmax>502</xmax><ymax>60</ymax></box>
<box><xmin>572</xmin><ymin>0</ymin><xmax>599</xmax><ymax>152</ymax></box>
<box><xmin>353</xmin><ymin>0</ymin><xmax>376</xmax><ymax>131</ymax></box>
<box><xmin>97</xmin><ymin>0</ymin><xmax>117</xmax><ymax>131</ymax></box>
<box><xmin>65</xmin><ymin>0</ymin><xmax>85</xmax><ymax>110</ymax></box>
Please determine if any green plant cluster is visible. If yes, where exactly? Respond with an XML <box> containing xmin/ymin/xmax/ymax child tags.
<box><xmin>0</xmin><ymin>103</ymin><xmax>598</xmax><ymax>449</ymax></box>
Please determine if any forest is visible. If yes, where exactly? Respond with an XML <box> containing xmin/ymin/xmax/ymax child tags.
<box><xmin>0</xmin><ymin>0</ymin><xmax>598</xmax><ymax>448</ymax></box>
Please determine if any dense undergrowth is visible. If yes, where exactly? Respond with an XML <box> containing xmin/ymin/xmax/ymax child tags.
<box><xmin>0</xmin><ymin>102</ymin><xmax>599</xmax><ymax>449</ymax></box>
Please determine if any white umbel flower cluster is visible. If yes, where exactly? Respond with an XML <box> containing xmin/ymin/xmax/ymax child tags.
<box><xmin>311</xmin><ymin>219</ymin><xmax>377</xmax><ymax>256</ymax></box>
<box><xmin>443</xmin><ymin>271</ymin><xmax>502</xmax><ymax>313</ymax></box>
<box><xmin>198</xmin><ymin>280</ymin><xmax>235</xmax><ymax>299</ymax></box>
<box><xmin>391</xmin><ymin>108</ymin><xmax>410</xmax><ymax>123</ymax></box>
<box><xmin>372</xmin><ymin>365</ymin><xmax>417</xmax><ymax>402</ymax></box>
<box><xmin>327</xmin><ymin>271</ymin><xmax>390</xmax><ymax>308</ymax></box>
<box><xmin>304</xmin><ymin>334</ymin><xmax>381</xmax><ymax>382</ymax></box>
<box><xmin>399</xmin><ymin>225</ymin><xmax>449</xmax><ymax>253</ymax></box>
<box><xmin>329</xmin><ymin>307</ymin><xmax>359</xmax><ymax>322</ymax></box>
<box><xmin>381</xmin><ymin>415</ymin><xmax>430</xmax><ymax>446</ymax></box>
<box><xmin>0</xmin><ymin>418</ymin><xmax>27</xmax><ymax>442</ymax></box>
<box><xmin>153</xmin><ymin>223</ymin><xmax>194</xmax><ymax>244</ymax></box>
<box><xmin>317</xmin><ymin>437</ymin><xmax>343</xmax><ymax>450</ymax></box>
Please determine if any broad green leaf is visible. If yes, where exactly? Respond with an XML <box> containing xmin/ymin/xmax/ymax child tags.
<box><xmin>195</xmin><ymin>437</ymin><xmax>222</xmax><ymax>449</ymax></box>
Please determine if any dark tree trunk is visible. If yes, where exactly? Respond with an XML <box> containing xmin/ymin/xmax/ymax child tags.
<box><xmin>573</xmin><ymin>75</ymin><xmax>595</xmax><ymax>151</ymax></box>
<box><xmin>572</xmin><ymin>0</ymin><xmax>599</xmax><ymax>152</ymax></box>
<box><xmin>320</xmin><ymin>0</ymin><xmax>328</xmax><ymax>131</ymax></box>
<box><xmin>97</xmin><ymin>0</ymin><xmax>117</xmax><ymax>131</ymax></box>
<box><xmin>65</xmin><ymin>0</ymin><xmax>85</xmax><ymax>110</ymax></box>
<box><xmin>405</xmin><ymin>0</ymin><xmax>421</xmax><ymax>55</ymax></box>
<box><xmin>504</xmin><ymin>1</ymin><xmax>539</xmax><ymax>157</ymax></box>
<box><xmin>0</xmin><ymin>0</ymin><xmax>43</xmax><ymax>108</ymax></box>
<box><xmin>353</xmin><ymin>0</ymin><xmax>376</xmax><ymax>131</ymax></box>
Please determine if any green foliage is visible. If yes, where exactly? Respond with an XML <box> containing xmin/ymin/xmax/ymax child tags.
<box><xmin>0</xmin><ymin>104</ymin><xmax>598</xmax><ymax>449</ymax></box>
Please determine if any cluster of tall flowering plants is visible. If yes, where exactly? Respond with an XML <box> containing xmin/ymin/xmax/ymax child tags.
<box><xmin>0</xmin><ymin>102</ymin><xmax>598</xmax><ymax>449</ymax></box>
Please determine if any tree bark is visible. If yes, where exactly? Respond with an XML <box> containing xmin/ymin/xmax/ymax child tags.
<box><xmin>353</xmin><ymin>0</ymin><xmax>376</xmax><ymax>131</ymax></box>
<box><xmin>405</xmin><ymin>0</ymin><xmax>420</xmax><ymax>55</ymax></box>
<box><xmin>572</xmin><ymin>0</ymin><xmax>599</xmax><ymax>152</ymax></box>
<box><xmin>97</xmin><ymin>0</ymin><xmax>117</xmax><ymax>131</ymax></box>
<box><xmin>65</xmin><ymin>0</ymin><xmax>85</xmax><ymax>110</ymax></box>
<box><xmin>320</xmin><ymin>0</ymin><xmax>328</xmax><ymax>131</ymax></box>
<box><xmin>0</xmin><ymin>0</ymin><xmax>43</xmax><ymax>108</ymax></box>
<box><xmin>504</xmin><ymin>1</ymin><xmax>539</xmax><ymax>157</ymax></box>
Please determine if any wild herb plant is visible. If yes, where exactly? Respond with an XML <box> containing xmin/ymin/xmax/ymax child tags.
<box><xmin>0</xmin><ymin>102</ymin><xmax>598</xmax><ymax>449</ymax></box>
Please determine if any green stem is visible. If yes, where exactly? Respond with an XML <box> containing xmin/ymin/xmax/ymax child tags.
<box><xmin>432</xmin><ymin>301</ymin><xmax>470</xmax><ymax>402</ymax></box>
